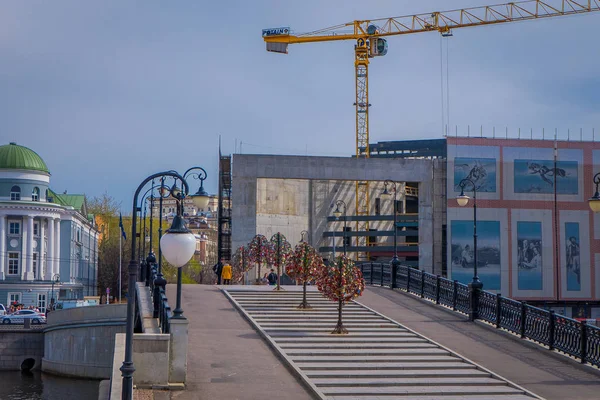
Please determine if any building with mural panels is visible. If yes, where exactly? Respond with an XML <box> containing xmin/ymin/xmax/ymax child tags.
<box><xmin>446</xmin><ymin>136</ymin><xmax>600</xmax><ymax>319</ymax></box>
<box><xmin>227</xmin><ymin>136</ymin><xmax>600</xmax><ymax>320</ymax></box>
<box><xmin>0</xmin><ymin>142</ymin><xmax>99</xmax><ymax>312</ymax></box>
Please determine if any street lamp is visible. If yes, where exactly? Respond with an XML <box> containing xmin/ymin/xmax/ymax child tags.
<box><xmin>50</xmin><ymin>274</ymin><xmax>60</xmax><ymax>308</ymax></box>
<box><xmin>300</xmin><ymin>230</ymin><xmax>308</xmax><ymax>243</ymax></box>
<box><xmin>381</xmin><ymin>180</ymin><xmax>400</xmax><ymax>288</ymax></box>
<box><xmin>120</xmin><ymin>170</ymin><xmax>188</xmax><ymax>400</ymax></box>
<box><xmin>163</xmin><ymin>167</ymin><xmax>211</xmax><ymax>319</ymax></box>
<box><xmin>456</xmin><ymin>178</ymin><xmax>483</xmax><ymax>291</ymax></box>
<box><xmin>589</xmin><ymin>172</ymin><xmax>600</xmax><ymax>212</ymax></box>
<box><xmin>152</xmin><ymin>177</ymin><xmax>170</xmax><ymax>318</ymax></box>
<box><xmin>184</xmin><ymin>167</ymin><xmax>210</xmax><ymax>211</ymax></box>
<box><xmin>332</xmin><ymin>200</ymin><xmax>347</xmax><ymax>335</ymax></box>
<box><xmin>333</xmin><ymin>200</ymin><xmax>347</xmax><ymax>255</ymax></box>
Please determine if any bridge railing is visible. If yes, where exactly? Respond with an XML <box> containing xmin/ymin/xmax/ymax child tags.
<box><xmin>359</xmin><ymin>262</ymin><xmax>600</xmax><ymax>368</ymax></box>
<box><xmin>147</xmin><ymin>263</ymin><xmax>171</xmax><ymax>334</ymax></box>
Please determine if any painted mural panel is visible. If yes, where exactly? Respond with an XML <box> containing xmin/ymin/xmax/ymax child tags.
<box><xmin>565</xmin><ymin>222</ymin><xmax>581</xmax><ymax>291</ymax></box>
<box><xmin>453</xmin><ymin>157</ymin><xmax>496</xmax><ymax>192</ymax></box>
<box><xmin>514</xmin><ymin>159</ymin><xmax>578</xmax><ymax>194</ymax></box>
<box><xmin>451</xmin><ymin>220</ymin><xmax>501</xmax><ymax>290</ymax></box>
<box><xmin>517</xmin><ymin>221</ymin><xmax>543</xmax><ymax>290</ymax></box>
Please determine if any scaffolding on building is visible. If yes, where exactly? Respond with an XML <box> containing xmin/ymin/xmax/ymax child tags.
<box><xmin>217</xmin><ymin>151</ymin><xmax>232</xmax><ymax>263</ymax></box>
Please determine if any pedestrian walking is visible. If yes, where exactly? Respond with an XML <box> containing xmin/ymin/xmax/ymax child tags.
<box><xmin>221</xmin><ymin>261</ymin><xmax>232</xmax><ymax>285</ymax></box>
<box><xmin>213</xmin><ymin>259</ymin><xmax>224</xmax><ymax>285</ymax></box>
<box><xmin>267</xmin><ymin>269</ymin><xmax>278</xmax><ymax>286</ymax></box>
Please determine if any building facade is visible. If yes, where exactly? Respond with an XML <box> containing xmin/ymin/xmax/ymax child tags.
<box><xmin>446</xmin><ymin>136</ymin><xmax>600</xmax><ymax>319</ymax></box>
<box><xmin>229</xmin><ymin>136</ymin><xmax>600</xmax><ymax>319</ymax></box>
<box><xmin>0</xmin><ymin>142</ymin><xmax>99</xmax><ymax>312</ymax></box>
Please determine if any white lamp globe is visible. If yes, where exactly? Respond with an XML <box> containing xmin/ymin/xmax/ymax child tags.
<box><xmin>457</xmin><ymin>193</ymin><xmax>470</xmax><ymax>207</ymax></box>
<box><xmin>190</xmin><ymin>183</ymin><xmax>210</xmax><ymax>210</ymax></box>
<box><xmin>589</xmin><ymin>194</ymin><xmax>600</xmax><ymax>213</ymax></box>
<box><xmin>160</xmin><ymin>215</ymin><xmax>196</xmax><ymax>268</ymax></box>
<box><xmin>333</xmin><ymin>207</ymin><xmax>342</xmax><ymax>219</ymax></box>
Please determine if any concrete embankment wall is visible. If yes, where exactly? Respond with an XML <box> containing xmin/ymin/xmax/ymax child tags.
<box><xmin>0</xmin><ymin>330</ymin><xmax>44</xmax><ymax>370</ymax></box>
<box><xmin>42</xmin><ymin>304</ymin><xmax>127</xmax><ymax>379</ymax></box>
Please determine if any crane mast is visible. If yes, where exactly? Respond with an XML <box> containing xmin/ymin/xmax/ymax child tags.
<box><xmin>355</xmin><ymin>41</ymin><xmax>370</xmax><ymax>259</ymax></box>
<box><xmin>262</xmin><ymin>0</ymin><xmax>600</xmax><ymax>262</ymax></box>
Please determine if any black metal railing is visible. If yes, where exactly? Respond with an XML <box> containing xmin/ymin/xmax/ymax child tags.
<box><xmin>148</xmin><ymin>263</ymin><xmax>172</xmax><ymax>334</ymax></box>
<box><xmin>358</xmin><ymin>262</ymin><xmax>600</xmax><ymax>368</ymax></box>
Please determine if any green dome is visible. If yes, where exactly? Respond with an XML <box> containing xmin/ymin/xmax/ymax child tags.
<box><xmin>0</xmin><ymin>142</ymin><xmax>49</xmax><ymax>174</ymax></box>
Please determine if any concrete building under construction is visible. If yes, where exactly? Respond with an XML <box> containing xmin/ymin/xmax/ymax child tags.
<box><xmin>219</xmin><ymin>136</ymin><xmax>600</xmax><ymax>320</ymax></box>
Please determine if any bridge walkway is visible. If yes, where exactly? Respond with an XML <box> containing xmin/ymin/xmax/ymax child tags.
<box><xmin>359</xmin><ymin>285</ymin><xmax>600</xmax><ymax>400</ymax></box>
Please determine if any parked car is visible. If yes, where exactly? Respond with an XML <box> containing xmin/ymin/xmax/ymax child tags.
<box><xmin>1</xmin><ymin>309</ymin><xmax>46</xmax><ymax>324</ymax></box>
<box><xmin>0</xmin><ymin>304</ymin><xmax>6</xmax><ymax>316</ymax></box>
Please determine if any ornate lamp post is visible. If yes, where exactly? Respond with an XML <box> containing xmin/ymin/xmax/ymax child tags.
<box><xmin>167</xmin><ymin>167</ymin><xmax>210</xmax><ymax>318</ymax></box>
<box><xmin>120</xmin><ymin>170</ymin><xmax>190</xmax><ymax>400</ymax></box>
<box><xmin>161</xmin><ymin>166</ymin><xmax>209</xmax><ymax>319</ymax></box>
<box><xmin>588</xmin><ymin>172</ymin><xmax>600</xmax><ymax>212</ymax></box>
<box><xmin>332</xmin><ymin>200</ymin><xmax>347</xmax><ymax>334</ymax></box>
<box><xmin>332</xmin><ymin>200</ymin><xmax>347</xmax><ymax>255</ymax></box>
<box><xmin>456</xmin><ymin>177</ymin><xmax>483</xmax><ymax>321</ymax></box>
<box><xmin>381</xmin><ymin>180</ymin><xmax>400</xmax><ymax>288</ymax></box>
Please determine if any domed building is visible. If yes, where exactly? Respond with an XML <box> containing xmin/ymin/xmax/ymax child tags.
<box><xmin>0</xmin><ymin>142</ymin><xmax>99</xmax><ymax>312</ymax></box>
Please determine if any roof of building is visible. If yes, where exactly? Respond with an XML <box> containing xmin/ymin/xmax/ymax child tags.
<box><xmin>0</xmin><ymin>142</ymin><xmax>50</xmax><ymax>174</ymax></box>
<box><xmin>48</xmin><ymin>188</ymin><xmax>86</xmax><ymax>211</ymax></box>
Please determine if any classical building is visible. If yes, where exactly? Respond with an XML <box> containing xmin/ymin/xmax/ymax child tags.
<box><xmin>0</xmin><ymin>142</ymin><xmax>99</xmax><ymax>312</ymax></box>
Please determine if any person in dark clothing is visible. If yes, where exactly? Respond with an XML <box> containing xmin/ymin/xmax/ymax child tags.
<box><xmin>267</xmin><ymin>269</ymin><xmax>278</xmax><ymax>286</ymax></box>
<box><xmin>213</xmin><ymin>259</ymin><xmax>224</xmax><ymax>285</ymax></box>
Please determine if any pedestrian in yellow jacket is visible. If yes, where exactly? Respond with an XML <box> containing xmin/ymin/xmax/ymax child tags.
<box><xmin>221</xmin><ymin>262</ymin><xmax>232</xmax><ymax>285</ymax></box>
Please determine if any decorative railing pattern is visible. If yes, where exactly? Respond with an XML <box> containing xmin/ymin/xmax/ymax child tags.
<box><xmin>148</xmin><ymin>263</ymin><xmax>172</xmax><ymax>334</ymax></box>
<box><xmin>359</xmin><ymin>262</ymin><xmax>600</xmax><ymax>368</ymax></box>
<box><xmin>477</xmin><ymin>291</ymin><xmax>497</xmax><ymax>325</ymax></box>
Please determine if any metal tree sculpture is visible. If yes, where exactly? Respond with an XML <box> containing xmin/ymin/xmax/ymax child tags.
<box><xmin>286</xmin><ymin>241</ymin><xmax>325</xmax><ymax>309</ymax></box>
<box><xmin>248</xmin><ymin>234</ymin><xmax>273</xmax><ymax>284</ymax></box>
<box><xmin>317</xmin><ymin>255</ymin><xmax>365</xmax><ymax>334</ymax></box>
<box><xmin>269</xmin><ymin>232</ymin><xmax>293</xmax><ymax>291</ymax></box>
<box><xmin>232</xmin><ymin>245</ymin><xmax>251</xmax><ymax>284</ymax></box>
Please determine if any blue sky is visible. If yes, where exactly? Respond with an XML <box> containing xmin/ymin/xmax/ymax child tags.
<box><xmin>1</xmin><ymin>1</ymin><xmax>598</xmax><ymax>210</ymax></box>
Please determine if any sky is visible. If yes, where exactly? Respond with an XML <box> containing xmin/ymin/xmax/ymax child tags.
<box><xmin>1</xmin><ymin>0</ymin><xmax>598</xmax><ymax>211</ymax></box>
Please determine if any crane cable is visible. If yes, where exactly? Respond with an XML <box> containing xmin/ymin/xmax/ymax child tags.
<box><xmin>439</xmin><ymin>35</ymin><xmax>451</xmax><ymax>136</ymax></box>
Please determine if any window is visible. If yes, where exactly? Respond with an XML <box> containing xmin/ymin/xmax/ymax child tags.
<box><xmin>38</xmin><ymin>294</ymin><xmax>47</xmax><ymax>313</ymax></box>
<box><xmin>33</xmin><ymin>253</ymin><xmax>38</xmax><ymax>277</ymax></box>
<box><xmin>8</xmin><ymin>253</ymin><xmax>19</xmax><ymax>275</ymax></box>
<box><xmin>32</xmin><ymin>187</ymin><xmax>40</xmax><ymax>201</ymax></box>
<box><xmin>8</xmin><ymin>292</ymin><xmax>21</xmax><ymax>306</ymax></box>
<box><xmin>375</xmin><ymin>198</ymin><xmax>381</xmax><ymax>216</ymax></box>
<box><xmin>34</xmin><ymin>222</ymin><xmax>39</xmax><ymax>236</ymax></box>
<box><xmin>76</xmin><ymin>228</ymin><xmax>81</xmax><ymax>243</ymax></box>
<box><xmin>10</xmin><ymin>185</ymin><xmax>21</xmax><ymax>200</ymax></box>
<box><xmin>9</xmin><ymin>221</ymin><xmax>20</xmax><ymax>235</ymax></box>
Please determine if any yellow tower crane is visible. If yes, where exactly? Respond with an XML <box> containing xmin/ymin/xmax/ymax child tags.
<box><xmin>262</xmin><ymin>0</ymin><xmax>599</xmax><ymax>261</ymax></box>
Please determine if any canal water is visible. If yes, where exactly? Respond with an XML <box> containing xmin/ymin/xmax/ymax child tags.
<box><xmin>0</xmin><ymin>370</ymin><xmax>99</xmax><ymax>399</ymax></box>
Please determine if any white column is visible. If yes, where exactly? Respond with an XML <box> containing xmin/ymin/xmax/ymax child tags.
<box><xmin>21</xmin><ymin>217</ymin><xmax>28</xmax><ymax>280</ymax></box>
<box><xmin>25</xmin><ymin>216</ymin><xmax>35</xmax><ymax>280</ymax></box>
<box><xmin>54</xmin><ymin>219</ymin><xmax>61</xmax><ymax>277</ymax></box>
<box><xmin>39</xmin><ymin>220</ymin><xmax>45</xmax><ymax>280</ymax></box>
<box><xmin>0</xmin><ymin>216</ymin><xmax>5</xmax><ymax>280</ymax></box>
<box><xmin>47</xmin><ymin>218</ymin><xmax>55</xmax><ymax>280</ymax></box>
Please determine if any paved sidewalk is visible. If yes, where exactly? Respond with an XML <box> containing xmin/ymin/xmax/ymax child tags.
<box><xmin>358</xmin><ymin>286</ymin><xmax>600</xmax><ymax>400</ymax></box>
<box><xmin>166</xmin><ymin>284</ymin><xmax>313</xmax><ymax>400</ymax></box>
